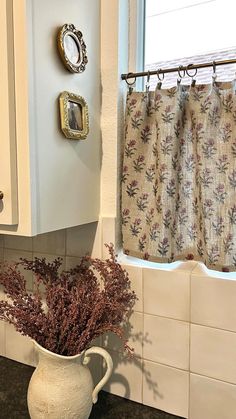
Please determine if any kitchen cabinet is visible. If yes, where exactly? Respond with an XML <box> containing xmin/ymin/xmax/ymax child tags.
<box><xmin>0</xmin><ymin>0</ymin><xmax>101</xmax><ymax>236</ymax></box>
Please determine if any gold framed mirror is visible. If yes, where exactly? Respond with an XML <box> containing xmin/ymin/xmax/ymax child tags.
<box><xmin>57</xmin><ymin>24</ymin><xmax>88</xmax><ymax>73</ymax></box>
<box><xmin>59</xmin><ymin>91</ymin><xmax>89</xmax><ymax>140</ymax></box>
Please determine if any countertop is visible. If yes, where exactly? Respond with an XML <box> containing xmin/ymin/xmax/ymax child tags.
<box><xmin>0</xmin><ymin>356</ymin><xmax>184</xmax><ymax>419</ymax></box>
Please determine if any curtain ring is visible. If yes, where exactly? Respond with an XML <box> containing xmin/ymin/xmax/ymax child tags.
<box><xmin>177</xmin><ymin>65</ymin><xmax>185</xmax><ymax>86</ymax></box>
<box><xmin>157</xmin><ymin>68</ymin><xmax>164</xmax><ymax>81</ymax></box>
<box><xmin>186</xmin><ymin>64</ymin><xmax>197</xmax><ymax>87</ymax></box>
<box><xmin>186</xmin><ymin>64</ymin><xmax>197</xmax><ymax>78</ymax></box>
<box><xmin>125</xmin><ymin>72</ymin><xmax>136</xmax><ymax>93</ymax></box>
<box><xmin>125</xmin><ymin>72</ymin><xmax>136</xmax><ymax>86</ymax></box>
<box><xmin>178</xmin><ymin>65</ymin><xmax>185</xmax><ymax>79</ymax></box>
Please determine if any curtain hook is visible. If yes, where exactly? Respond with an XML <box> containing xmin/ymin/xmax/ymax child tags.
<box><xmin>212</xmin><ymin>61</ymin><xmax>217</xmax><ymax>84</ymax></box>
<box><xmin>177</xmin><ymin>65</ymin><xmax>185</xmax><ymax>86</ymax></box>
<box><xmin>146</xmin><ymin>71</ymin><xmax>151</xmax><ymax>92</ymax></box>
<box><xmin>156</xmin><ymin>68</ymin><xmax>164</xmax><ymax>90</ymax></box>
<box><xmin>186</xmin><ymin>63</ymin><xmax>197</xmax><ymax>87</ymax></box>
<box><xmin>125</xmin><ymin>72</ymin><xmax>136</xmax><ymax>93</ymax></box>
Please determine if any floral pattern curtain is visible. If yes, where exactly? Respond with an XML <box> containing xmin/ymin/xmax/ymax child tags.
<box><xmin>121</xmin><ymin>82</ymin><xmax>236</xmax><ymax>271</ymax></box>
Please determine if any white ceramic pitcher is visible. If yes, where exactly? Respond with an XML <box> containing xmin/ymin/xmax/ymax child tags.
<box><xmin>27</xmin><ymin>341</ymin><xmax>113</xmax><ymax>419</ymax></box>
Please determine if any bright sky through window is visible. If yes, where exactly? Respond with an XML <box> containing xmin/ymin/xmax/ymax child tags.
<box><xmin>145</xmin><ymin>0</ymin><xmax>236</xmax><ymax>65</ymax></box>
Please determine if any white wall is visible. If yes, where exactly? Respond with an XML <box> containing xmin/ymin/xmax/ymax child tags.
<box><xmin>27</xmin><ymin>0</ymin><xmax>101</xmax><ymax>233</ymax></box>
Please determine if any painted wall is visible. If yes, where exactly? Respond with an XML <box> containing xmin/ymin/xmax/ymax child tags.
<box><xmin>1</xmin><ymin>1</ymin><xmax>236</xmax><ymax>419</ymax></box>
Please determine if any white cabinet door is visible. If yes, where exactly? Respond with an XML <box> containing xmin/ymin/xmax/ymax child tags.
<box><xmin>0</xmin><ymin>0</ymin><xmax>101</xmax><ymax>236</ymax></box>
<box><xmin>0</xmin><ymin>0</ymin><xmax>18</xmax><ymax>225</ymax></box>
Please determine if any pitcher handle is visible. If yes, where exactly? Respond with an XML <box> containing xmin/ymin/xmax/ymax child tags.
<box><xmin>84</xmin><ymin>346</ymin><xmax>113</xmax><ymax>404</ymax></box>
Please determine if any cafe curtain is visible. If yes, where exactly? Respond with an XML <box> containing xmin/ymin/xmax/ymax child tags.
<box><xmin>121</xmin><ymin>82</ymin><xmax>236</xmax><ymax>271</ymax></box>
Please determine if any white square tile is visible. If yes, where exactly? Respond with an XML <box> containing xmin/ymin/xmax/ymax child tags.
<box><xmin>5</xmin><ymin>323</ymin><xmax>36</xmax><ymax>366</ymax></box>
<box><xmin>33</xmin><ymin>229</ymin><xmax>66</xmax><ymax>255</ymax></box>
<box><xmin>4</xmin><ymin>235</ymin><xmax>33</xmax><ymax>251</ymax></box>
<box><xmin>143</xmin><ymin>267</ymin><xmax>191</xmax><ymax>321</ymax></box>
<box><xmin>103</xmin><ymin>349</ymin><xmax>143</xmax><ymax>403</ymax></box>
<box><xmin>191</xmin><ymin>324</ymin><xmax>236</xmax><ymax>384</ymax></box>
<box><xmin>65</xmin><ymin>256</ymin><xmax>82</xmax><ymax>270</ymax></box>
<box><xmin>143</xmin><ymin>360</ymin><xmax>189</xmax><ymax>418</ymax></box>
<box><xmin>103</xmin><ymin>311</ymin><xmax>143</xmax><ymax>357</ymax></box>
<box><xmin>90</xmin><ymin>218</ymin><xmax>102</xmax><ymax>259</ymax></box>
<box><xmin>143</xmin><ymin>315</ymin><xmax>189</xmax><ymax>370</ymax></box>
<box><xmin>66</xmin><ymin>223</ymin><xmax>99</xmax><ymax>257</ymax></box>
<box><xmin>191</xmin><ymin>271</ymin><xmax>236</xmax><ymax>332</ymax></box>
<box><xmin>190</xmin><ymin>373</ymin><xmax>236</xmax><ymax>419</ymax></box>
<box><xmin>85</xmin><ymin>337</ymin><xmax>103</xmax><ymax>386</ymax></box>
<box><xmin>122</xmin><ymin>265</ymin><xmax>143</xmax><ymax>312</ymax></box>
<box><xmin>4</xmin><ymin>249</ymin><xmax>33</xmax><ymax>291</ymax></box>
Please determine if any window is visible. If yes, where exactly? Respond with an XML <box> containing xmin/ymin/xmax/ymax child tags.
<box><xmin>144</xmin><ymin>0</ymin><xmax>236</xmax><ymax>88</ymax></box>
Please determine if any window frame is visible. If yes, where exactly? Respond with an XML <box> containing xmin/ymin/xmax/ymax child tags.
<box><xmin>128</xmin><ymin>0</ymin><xmax>146</xmax><ymax>90</ymax></box>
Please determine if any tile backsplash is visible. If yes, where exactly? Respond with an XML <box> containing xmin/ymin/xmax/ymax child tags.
<box><xmin>0</xmin><ymin>222</ymin><xmax>101</xmax><ymax>365</ymax></box>
<box><xmin>1</xmin><ymin>219</ymin><xmax>236</xmax><ymax>419</ymax></box>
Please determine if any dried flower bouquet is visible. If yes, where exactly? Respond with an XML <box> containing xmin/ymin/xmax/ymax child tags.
<box><xmin>0</xmin><ymin>244</ymin><xmax>137</xmax><ymax>356</ymax></box>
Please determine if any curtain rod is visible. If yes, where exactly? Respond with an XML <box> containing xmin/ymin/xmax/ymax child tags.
<box><xmin>121</xmin><ymin>58</ymin><xmax>236</xmax><ymax>80</ymax></box>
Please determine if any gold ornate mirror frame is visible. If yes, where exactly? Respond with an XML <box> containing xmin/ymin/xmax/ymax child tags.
<box><xmin>57</xmin><ymin>24</ymin><xmax>88</xmax><ymax>73</ymax></box>
<box><xmin>59</xmin><ymin>91</ymin><xmax>89</xmax><ymax>140</ymax></box>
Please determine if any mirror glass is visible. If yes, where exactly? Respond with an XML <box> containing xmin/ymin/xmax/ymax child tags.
<box><xmin>67</xmin><ymin>101</ymin><xmax>83</xmax><ymax>131</ymax></box>
<box><xmin>63</xmin><ymin>34</ymin><xmax>80</xmax><ymax>64</ymax></box>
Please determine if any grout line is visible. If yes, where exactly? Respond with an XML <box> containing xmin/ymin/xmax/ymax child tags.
<box><xmin>101</xmin><ymin>217</ymin><xmax>104</xmax><ymax>259</ymax></box>
<box><xmin>99</xmin><ymin>217</ymin><xmax>103</xmax><ymax>259</ymax></box>
<box><xmin>141</xmin><ymin>266</ymin><xmax>144</xmax><ymax>403</ymax></box>
<box><xmin>142</xmin><ymin>312</ymin><xmax>236</xmax><ymax>335</ymax></box>
<box><xmin>190</xmin><ymin>371</ymin><xmax>236</xmax><ymax>387</ymax></box>
<box><xmin>188</xmin><ymin>262</ymin><xmax>197</xmax><ymax>418</ymax></box>
<box><xmin>143</xmin><ymin>358</ymin><xmax>236</xmax><ymax>387</ymax></box>
<box><xmin>143</xmin><ymin>312</ymin><xmax>189</xmax><ymax>324</ymax></box>
<box><xmin>3</xmin><ymin>238</ymin><xmax>5</xmax><ymax>262</ymax></box>
<box><xmin>34</xmin><ymin>248</ymin><xmax>65</xmax><ymax>258</ymax></box>
<box><xmin>143</xmin><ymin>358</ymin><xmax>189</xmax><ymax>373</ymax></box>
<box><xmin>64</xmin><ymin>229</ymin><xmax>68</xmax><ymax>263</ymax></box>
<box><xmin>5</xmin><ymin>246</ymin><xmax>66</xmax><ymax>257</ymax></box>
<box><xmin>1</xmin><ymin>239</ymin><xmax>6</xmax><ymax>361</ymax></box>
<box><xmin>190</xmin><ymin>321</ymin><xmax>236</xmax><ymax>335</ymax></box>
<box><xmin>188</xmin><ymin>353</ymin><xmax>191</xmax><ymax>418</ymax></box>
<box><xmin>64</xmin><ymin>228</ymin><xmax>67</xmax><ymax>257</ymax></box>
<box><xmin>0</xmin><ymin>284</ymin><xmax>6</xmax><ymax>357</ymax></box>
<box><xmin>141</xmin><ymin>357</ymin><xmax>144</xmax><ymax>404</ymax></box>
<box><xmin>4</xmin><ymin>321</ymin><xmax>6</xmax><ymax>358</ymax></box>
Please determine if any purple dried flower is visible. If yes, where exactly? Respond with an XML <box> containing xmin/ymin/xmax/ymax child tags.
<box><xmin>0</xmin><ymin>244</ymin><xmax>137</xmax><ymax>356</ymax></box>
